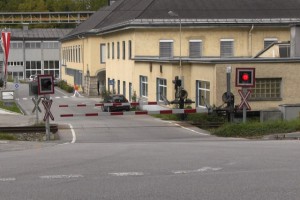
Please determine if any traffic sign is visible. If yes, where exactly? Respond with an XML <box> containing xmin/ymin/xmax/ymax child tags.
<box><xmin>32</xmin><ymin>97</ymin><xmax>42</xmax><ymax>113</ymax></box>
<box><xmin>42</xmin><ymin>99</ymin><xmax>54</xmax><ymax>121</ymax></box>
<box><xmin>238</xmin><ymin>89</ymin><xmax>251</xmax><ymax>110</ymax></box>
<box><xmin>14</xmin><ymin>83</ymin><xmax>19</xmax><ymax>90</ymax></box>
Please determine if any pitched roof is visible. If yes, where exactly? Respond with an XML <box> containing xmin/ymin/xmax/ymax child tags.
<box><xmin>62</xmin><ymin>0</ymin><xmax>300</xmax><ymax>40</ymax></box>
<box><xmin>11</xmin><ymin>28</ymin><xmax>72</xmax><ymax>40</ymax></box>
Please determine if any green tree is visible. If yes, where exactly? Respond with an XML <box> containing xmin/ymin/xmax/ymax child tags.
<box><xmin>18</xmin><ymin>0</ymin><xmax>48</xmax><ymax>12</ymax></box>
<box><xmin>3</xmin><ymin>0</ymin><xmax>20</xmax><ymax>11</ymax></box>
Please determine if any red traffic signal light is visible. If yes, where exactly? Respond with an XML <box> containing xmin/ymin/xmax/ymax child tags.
<box><xmin>241</xmin><ymin>73</ymin><xmax>249</xmax><ymax>81</ymax></box>
<box><xmin>236</xmin><ymin>68</ymin><xmax>255</xmax><ymax>87</ymax></box>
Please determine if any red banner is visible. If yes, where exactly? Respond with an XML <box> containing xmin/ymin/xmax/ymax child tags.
<box><xmin>1</xmin><ymin>32</ymin><xmax>11</xmax><ymax>79</ymax></box>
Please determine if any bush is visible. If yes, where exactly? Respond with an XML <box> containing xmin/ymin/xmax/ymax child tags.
<box><xmin>0</xmin><ymin>79</ymin><xmax>3</xmax><ymax>87</ymax></box>
<box><xmin>58</xmin><ymin>80</ymin><xmax>74</xmax><ymax>93</ymax></box>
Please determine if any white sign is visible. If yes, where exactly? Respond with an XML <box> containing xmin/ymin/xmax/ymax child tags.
<box><xmin>1</xmin><ymin>91</ymin><xmax>14</xmax><ymax>100</ymax></box>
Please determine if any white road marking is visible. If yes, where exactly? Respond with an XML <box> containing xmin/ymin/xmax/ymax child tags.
<box><xmin>55</xmin><ymin>96</ymin><xmax>61</xmax><ymax>99</ymax></box>
<box><xmin>0</xmin><ymin>178</ymin><xmax>16</xmax><ymax>182</ymax></box>
<box><xmin>0</xmin><ymin>141</ymin><xmax>8</xmax><ymax>144</ymax></box>
<box><xmin>172</xmin><ymin>167</ymin><xmax>222</xmax><ymax>174</ymax></box>
<box><xmin>109</xmin><ymin>172</ymin><xmax>144</xmax><ymax>177</ymax></box>
<box><xmin>68</xmin><ymin>124</ymin><xmax>76</xmax><ymax>144</ymax></box>
<box><xmin>22</xmin><ymin>98</ymin><xmax>28</xmax><ymax>100</ymax></box>
<box><xmin>173</xmin><ymin>122</ymin><xmax>210</xmax><ymax>136</ymax></box>
<box><xmin>40</xmin><ymin>174</ymin><xmax>83</xmax><ymax>179</ymax></box>
<box><xmin>63</xmin><ymin>96</ymin><xmax>69</xmax><ymax>98</ymax></box>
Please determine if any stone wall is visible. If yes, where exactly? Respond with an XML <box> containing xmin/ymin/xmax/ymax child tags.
<box><xmin>84</xmin><ymin>76</ymin><xmax>99</xmax><ymax>96</ymax></box>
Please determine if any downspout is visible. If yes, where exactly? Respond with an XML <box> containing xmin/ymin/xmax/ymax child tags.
<box><xmin>248</xmin><ymin>24</ymin><xmax>254</xmax><ymax>57</ymax></box>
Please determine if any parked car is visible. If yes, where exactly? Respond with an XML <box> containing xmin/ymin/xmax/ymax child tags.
<box><xmin>101</xmin><ymin>94</ymin><xmax>131</xmax><ymax>112</ymax></box>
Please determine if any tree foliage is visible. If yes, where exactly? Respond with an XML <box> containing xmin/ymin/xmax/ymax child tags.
<box><xmin>0</xmin><ymin>0</ymin><xmax>107</xmax><ymax>12</ymax></box>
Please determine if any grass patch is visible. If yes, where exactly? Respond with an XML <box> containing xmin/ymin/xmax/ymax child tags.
<box><xmin>0</xmin><ymin>133</ymin><xmax>17</xmax><ymax>140</ymax></box>
<box><xmin>0</xmin><ymin>101</ymin><xmax>22</xmax><ymax>114</ymax></box>
<box><xmin>152</xmin><ymin>113</ymin><xmax>226</xmax><ymax>123</ymax></box>
<box><xmin>212</xmin><ymin>119</ymin><xmax>300</xmax><ymax>138</ymax></box>
<box><xmin>152</xmin><ymin>112</ymin><xmax>300</xmax><ymax>138</ymax></box>
<box><xmin>151</xmin><ymin>114</ymin><xmax>181</xmax><ymax>121</ymax></box>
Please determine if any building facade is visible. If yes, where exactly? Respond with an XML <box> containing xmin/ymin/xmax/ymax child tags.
<box><xmin>61</xmin><ymin>0</ymin><xmax>300</xmax><ymax>111</ymax></box>
<box><xmin>1</xmin><ymin>26</ymin><xmax>71</xmax><ymax>81</ymax></box>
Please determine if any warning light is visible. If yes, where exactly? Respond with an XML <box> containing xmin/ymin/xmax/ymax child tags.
<box><xmin>241</xmin><ymin>73</ymin><xmax>249</xmax><ymax>81</ymax></box>
<box><xmin>236</xmin><ymin>68</ymin><xmax>255</xmax><ymax>87</ymax></box>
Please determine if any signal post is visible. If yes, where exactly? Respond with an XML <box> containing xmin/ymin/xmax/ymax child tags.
<box><xmin>37</xmin><ymin>75</ymin><xmax>55</xmax><ymax>141</ymax></box>
<box><xmin>235</xmin><ymin>68</ymin><xmax>255</xmax><ymax>123</ymax></box>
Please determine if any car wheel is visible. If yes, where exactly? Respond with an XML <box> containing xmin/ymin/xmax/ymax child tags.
<box><xmin>102</xmin><ymin>106</ymin><xmax>107</xmax><ymax>112</ymax></box>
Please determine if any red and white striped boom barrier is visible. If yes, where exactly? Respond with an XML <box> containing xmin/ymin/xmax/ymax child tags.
<box><xmin>59</xmin><ymin>101</ymin><xmax>158</xmax><ymax>108</ymax></box>
<box><xmin>60</xmin><ymin>108</ymin><xmax>207</xmax><ymax>118</ymax></box>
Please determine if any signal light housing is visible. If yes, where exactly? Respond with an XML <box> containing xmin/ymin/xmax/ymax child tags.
<box><xmin>236</xmin><ymin>68</ymin><xmax>255</xmax><ymax>87</ymax></box>
<box><xmin>38</xmin><ymin>75</ymin><xmax>54</xmax><ymax>95</ymax></box>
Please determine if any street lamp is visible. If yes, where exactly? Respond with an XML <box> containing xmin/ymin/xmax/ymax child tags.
<box><xmin>168</xmin><ymin>10</ymin><xmax>182</xmax><ymax>78</ymax></box>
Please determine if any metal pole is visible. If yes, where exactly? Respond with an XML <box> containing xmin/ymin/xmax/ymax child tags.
<box><xmin>179</xmin><ymin>17</ymin><xmax>182</xmax><ymax>79</ymax></box>
<box><xmin>35</xmin><ymin>95</ymin><xmax>39</xmax><ymax>124</ymax></box>
<box><xmin>242</xmin><ymin>88</ymin><xmax>247</xmax><ymax>123</ymax></box>
<box><xmin>226</xmin><ymin>66</ymin><xmax>233</xmax><ymax>123</ymax></box>
<box><xmin>44</xmin><ymin>95</ymin><xmax>51</xmax><ymax>141</ymax></box>
<box><xmin>46</xmin><ymin>113</ymin><xmax>50</xmax><ymax>141</ymax></box>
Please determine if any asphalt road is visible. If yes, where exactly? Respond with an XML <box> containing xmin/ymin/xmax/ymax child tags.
<box><xmin>1</xmin><ymin>83</ymin><xmax>300</xmax><ymax>200</ymax></box>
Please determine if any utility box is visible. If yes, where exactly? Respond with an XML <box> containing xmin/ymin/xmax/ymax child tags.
<box><xmin>279</xmin><ymin>104</ymin><xmax>300</xmax><ymax>120</ymax></box>
<box><xmin>260</xmin><ymin>110</ymin><xmax>282</xmax><ymax>122</ymax></box>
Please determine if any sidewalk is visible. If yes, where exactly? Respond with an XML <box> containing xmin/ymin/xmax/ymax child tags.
<box><xmin>0</xmin><ymin>109</ymin><xmax>35</xmax><ymax>127</ymax></box>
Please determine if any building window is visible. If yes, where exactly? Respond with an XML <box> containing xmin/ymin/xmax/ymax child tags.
<box><xmin>128</xmin><ymin>40</ymin><xmax>132</xmax><ymax>59</ymax></box>
<box><xmin>43</xmin><ymin>41</ymin><xmax>59</xmax><ymax>49</ymax></box>
<box><xmin>159</xmin><ymin>40</ymin><xmax>173</xmax><ymax>58</ymax></box>
<box><xmin>189</xmin><ymin>40</ymin><xmax>202</xmax><ymax>58</ymax></box>
<box><xmin>220</xmin><ymin>39</ymin><xmax>234</xmax><ymax>57</ymax></box>
<box><xmin>10</xmin><ymin>42</ymin><xmax>23</xmax><ymax>49</ymax></box>
<box><xmin>196</xmin><ymin>80</ymin><xmax>210</xmax><ymax>107</ymax></box>
<box><xmin>117</xmin><ymin>42</ymin><xmax>120</xmax><ymax>59</ymax></box>
<box><xmin>122</xmin><ymin>41</ymin><xmax>126</xmax><ymax>60</ymax></box>
<box><xmin>123</xmin><ymin>81</ymin><xmax>126</xmax><ymax>97</ymax></box>
<box><xmin>250</xmin><ymin>78</ymin><xmax>282</xmax><ymax>100</ymax></box>
<box><xmin>107</xmin><ymin>43</ymin><xmax>110</xmax><ymax>59</ymax></box>
<box><xmin>264</xmin><ymin>38</ymin><xmax>278</xmax><ymax>49</ymax></box>
<box><xmin>78</xmin><ymin>46</ymin><xmax>81</xmax><ymax>63</ymax></box>
<box><xmin>129</xmin><ymin>82</ymin><xmax>132</xmax><ymax>101</ymax></box>
<box><xmin>117</xmin><ymin>80</ymin><xmax>120</xmax><ymax>94</ymax></box>
<box><xmin>140</xmin><ymin>76</ymin><xmax>148</xmax><ymax>97</ymax></box>
<box><xmin>100</xmin><ymin>43</ymin><xmax>106</xmax><ymax>63</ymax></box>
<box><xmin>112</xmin><ymin>42</ymin><xmax>115</xmax><ymax>59</ymax></box>
<box><xmin>25</xmin><ymin>42</ymin><xmax>41</xmax><ymax>49</ymax></box>
<box><xmin>157</xmin><ymin>78</ymin><xmax>167</xmax><ymax>102</ymax></box>
<box><xmin>279</xmin><ymin>44</ymin><xmax>290</xmax><ymax>58</ymax></box>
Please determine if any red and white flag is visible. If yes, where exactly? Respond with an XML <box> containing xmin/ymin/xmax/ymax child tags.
<box><xmin>1</xmin><ymin>31</ymin><xmax>11</xmax><ymax>79</ymax></box>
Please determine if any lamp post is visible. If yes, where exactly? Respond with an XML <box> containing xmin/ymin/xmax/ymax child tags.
<box><xmin>168</xmin><ymin>11</ymin><xmax>182</xmax><ymax>79</ymax></box>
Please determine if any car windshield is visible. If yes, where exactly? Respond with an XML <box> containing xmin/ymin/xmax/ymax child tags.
<box><xmin>113</xmin><ymin>96</ymin><xmax>127</xmax><ymax>102</ymax></box>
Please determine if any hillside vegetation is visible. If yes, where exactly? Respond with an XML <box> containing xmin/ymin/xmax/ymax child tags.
<box><xmin>0</xmin><ymin>0</ymin><xmax>107</xmax><ymax>12</ymax></box>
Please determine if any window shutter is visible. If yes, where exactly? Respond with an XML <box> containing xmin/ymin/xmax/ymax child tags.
<box><xmin>220</xmin><ymin>40</ymin><xmax>234</xmax><ymax>57</ymax></box>
<box><xmin>159</xmin><ymin>41</ymin><xmax>173</xmax><ymax>58</ymax></box>
<box><xmin>264</xmin><ymin>38</ymin><xmax>278</xmax><ymax>49</ymax></box>
<box><xmin>189</xmin><ymin>40</ymin><xmax>202</xmax><ymax>58</ymax></box>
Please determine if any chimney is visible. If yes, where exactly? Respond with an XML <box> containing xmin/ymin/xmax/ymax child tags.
<box><xmin>23</xmin><ymin>23</ymin><xmax>29</xmax><ymax>31</ymax></box>
<box><xmin>108</xmin><ymin>0</ymin><xmax>116</xmax><ymax>6</ymax></box>
<box><xmin>290</xmin><ymin>25</ymin><xmax>300</xmax><ymax>57</ymax></box>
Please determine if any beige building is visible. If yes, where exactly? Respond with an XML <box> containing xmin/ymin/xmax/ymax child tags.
<box><xmin>60</xmin><ymin>0</ymin><xmax>300</xmax><ymax>111</ymax></box>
